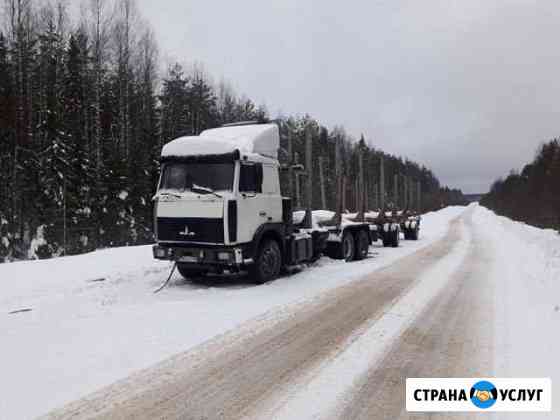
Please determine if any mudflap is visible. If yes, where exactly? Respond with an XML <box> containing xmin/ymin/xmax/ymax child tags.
<box><xmin>311</xmin><ymin>231</ymin><xmax>329</xmax><ymax>261</ymax></box>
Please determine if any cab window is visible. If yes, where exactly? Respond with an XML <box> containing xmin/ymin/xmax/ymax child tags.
<box><xmin>239</xmin><ymin>163</ymin><xmax>263</xmax><ymax>193</ymax></box>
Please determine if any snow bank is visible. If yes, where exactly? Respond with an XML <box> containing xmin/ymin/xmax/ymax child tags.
<box><xmin>161</xmin><ymin>124</ymin><xmax>279</xmax><ymax>159</ymax></box>
<box><xmin>0</xmin><ymin>206</ymin><xmax>465</xmax><ymax>419</ymax></box>
<box><xmin>473</xmin><ymin>205</ymin><xmax>560</xmax><ymax>416</ymax></box>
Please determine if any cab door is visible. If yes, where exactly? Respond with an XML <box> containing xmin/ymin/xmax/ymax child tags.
<box><xmin>236</xmin><ymin>162</ymin><xmax>282</xmax><ymax>243</ymax></box>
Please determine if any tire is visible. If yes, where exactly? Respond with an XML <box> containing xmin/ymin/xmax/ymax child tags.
<box><xmin>391</xmin><ymin>228</ymin><xmax>400</xmax><ymax>247</ymax></box>
<box><xmin>410</xmin><ymin>228</ymin><xmax>419</xmax><ymax>240</ymax></box>
<box><xmin>382</xmin><ymin>232</ymin><xmax>391</xmax><ymax>247</ymax></box>
<box><xmin>250</xmin><ymin>239</ymin><xmax>282</xmax><ymax>284</ymax></box>
<box><xmin>341</xmin><ymin>230</ymin><xmax>356</xmax><ymax>262</ymax></box>
<box><xmin>355</xmin><ymin>230</ymin><xmax>369</xmax><ymax>260</ymax></box>
<box><xmin>177</xmin><ymin>264</ymin><xmax>204</xmax><ymax>280</ymax></box>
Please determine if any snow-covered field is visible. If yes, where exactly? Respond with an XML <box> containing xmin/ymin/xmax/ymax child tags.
<box><xmin>1</xmin><ymin>204</ymin><xmax>559</xmax><ymax>419</ymax></box>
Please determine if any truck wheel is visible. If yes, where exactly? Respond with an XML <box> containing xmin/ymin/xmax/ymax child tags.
<box><xmin>392</xmin><ymin>228</ymin><xmax>400</xmax><ymax>247</ymax></box>
<box><xmin>410</xmin><ymin>228</ymin><xmax>419</xmax><ymax>240</ymax></box>
<box><xmin>355</xmin><ymin>230</ymin><xmax>369</xmax><ymax>260</ymax></box>
<box><xmin>177</xmin><ymin>264</ymin><xmax>204</xmax><ymax>280</ymax></box>
<box><xmin>250</xmin><ymin>239</ymin><xmax>282</xmax><ymax>284</ymax></box>
<box><xmin>341</xmin><ymin>231</ymin><xmax>356</xmax><ymax>262</ymax></box>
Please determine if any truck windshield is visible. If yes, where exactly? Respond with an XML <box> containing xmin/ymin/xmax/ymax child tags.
<box><xmin>159</xmin><ymin>163</ymin><xmax>234</xmax><ymax>192</ymax></box>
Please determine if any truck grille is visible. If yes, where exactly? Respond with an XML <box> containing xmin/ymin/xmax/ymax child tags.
<box><xmin>157</xmin><ymin>217</ymin><xmax>224</xmax><ymax>244</ymax></box>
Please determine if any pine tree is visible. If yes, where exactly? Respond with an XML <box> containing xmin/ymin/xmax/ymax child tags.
<box><xmin>160</xmin><ymin>63</ymin><xmax>190</xmax><ymax>142</ymax></box>
<box><xmin>62</xmin><ymin>34</ymin><xmax>95</xmax><ymax>253</ymax></box>
<box><xmin>188</xmin><ymin>67</ymin><xmax>218</xmax><ymax>134</ymax></box>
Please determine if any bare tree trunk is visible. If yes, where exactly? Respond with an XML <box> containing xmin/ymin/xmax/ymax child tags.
<box><xmin>116</xmin><ymin>0</ymin><xmax>135</xmax><ymax>160</ymax></box>
<box><xmin>90</xmin><ymin>0</ymin><xmax>106</xmax><ymax>173</ymax></box>
<box><xmin>393</xmin><ymin>173</ymin><xmax>398</xmax><ymax>208</ymax></box>
<box><xmin>294</xmin><ymin>152</ymin><xmax>301</xmax><ymax>209</ymax></box>
<box><xmin>417</xmin><ymin>180</ymin><xmax>422</xmax><ymax>211</ymax></box>
<box><xmin>403</xmin><ymin>175</ymin><xmax>408</xmax><ymax>209</ymax></box>
<box><xmin>303</xmin><ymin>125</ymin><xmax>313</xmax><ymax>228</ymax></box>
<box><xmin>410</xmin><ymin>177</ymin><xmax>415</xmax><ymax>210</ymax></box>
<box><xmin>342</xmin><ymin>175</ymin><xmax>347</xmax><ymax>212</ymax></box>
<box><xmin>354</xmin><ymin>177</ymin><xmax>359</xmax><ymax>212</ymax></box>
<box><xmin>364</xmin><ymin>180</ymin><xmax>369</xmax><ymax>212</ymax></box>
<box><xmin>334</xmin><ymin>138</ymin><xmax>343</xmax><ymax>225</ymax></box>
<box><xmin>287</xmin><ymin>129</ymin><xmax>293</xmax><ymax>199</ymax></box>
<box><xmin>379</xmin><ymin>155</ymin><xmax>385</xmax><ymax>209</ymax></box>
<box><xmin>7</xmin><ymin>0</ymin><xmax>32</xmax><ymax>234</ymax></box>
<box><xmin>318</xmin><ymin>155</ymin><xmax>326</xmax><ymax>209</ymax></box>
<box><xmin>357</xmin><ymin>148</ymin><xmax>365</xmax><ymax>220</ymax></box>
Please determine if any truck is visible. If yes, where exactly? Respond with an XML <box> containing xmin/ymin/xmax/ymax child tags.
<box><xmin>152</xmin><ymin>122</ymin><xmax>374</xmax><ymax>284</ymax></box>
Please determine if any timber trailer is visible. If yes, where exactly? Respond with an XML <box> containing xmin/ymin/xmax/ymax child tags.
<box><xmin>365</xmin><ymin>209</ymin><xmax>421</xmax><ymax>246</ymax></box>
<box><xmin>152</xmin><ymin>122</ymin><xmax>374</xmax><ymax>284</ymax></box>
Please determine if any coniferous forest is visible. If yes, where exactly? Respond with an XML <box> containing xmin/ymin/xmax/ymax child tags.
<box><xmin>481</xmin><ymin>139</ymin><xmax>560</xmax><ymax>231</ymax></box>
<box><xmin>0</xmin><ymin>0</ymin><xmax>466</xmax><ymax>262</ymax></box>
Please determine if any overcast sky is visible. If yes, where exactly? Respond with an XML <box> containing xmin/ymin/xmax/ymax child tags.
<box><xmin>137</xmin><ymin>0</ymin><xmax>560</xmax><ymax>193</ymax></box>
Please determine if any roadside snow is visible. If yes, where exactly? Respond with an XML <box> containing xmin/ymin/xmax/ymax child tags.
<box><xmin>473</xmin><ymin>206</ymin><xmax>560</xmax><ymax>417</ymax></box>
<box><xmin>0</xmin><ymin>206</ymin><xmax>465</xmax><ymax>419</ymax></box>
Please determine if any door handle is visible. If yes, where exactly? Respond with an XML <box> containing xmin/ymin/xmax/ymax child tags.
<box><xmin>259</xmin><ymin>211</ymin><xmax>267</xmax><ymax>217</ymax></box>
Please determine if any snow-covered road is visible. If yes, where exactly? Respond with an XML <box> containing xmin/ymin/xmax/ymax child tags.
<box><xmin>2</xmin><ymin>204</ymin><xmax>559</xmax><ymax>419</ymax></box>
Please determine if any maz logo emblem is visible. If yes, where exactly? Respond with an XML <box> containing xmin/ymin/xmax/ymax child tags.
<box><xmin>179</xmin><ymin>226</ymin><xmax>196</xmax><ymax>237</ymax></box>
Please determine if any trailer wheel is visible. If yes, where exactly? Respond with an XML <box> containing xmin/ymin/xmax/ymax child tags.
<box><xmin>250</xmin><ymin>239</ymin><xmax>282</xmax><ymax>284</ymax></box>
<box><xmin>392</xmin><ymin>228</ymin><xmax>400</xmax><ymax>247</ymax></box>
<box><xmin>341</xmin><ymin>231</ymin><xmax>356</xmax><ymax>262</ymax></box>
<box><xmin>355</xmin><ymin>230</ymin><xmax>369</xmax><ymax>260</ymax></box>
<box><xmin>410</xmin><ymin>228</ymin><xmax>419</xmax><ymax>240</ymax></box>
<box><xmin>382</xmin><ymin>232</ymin><xmax>391</xmax><ymax>247</ymax></box>
<box><xmin>177</xmin><ymin>264</ymin><xmax>205</xmax><ymax>280</ymax></box>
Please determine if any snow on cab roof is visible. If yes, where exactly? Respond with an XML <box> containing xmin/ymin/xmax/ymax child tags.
<box><xmin>161</xmin><ymin>123</ymin><xmax>279</xmax><ymax>159</ymax></box>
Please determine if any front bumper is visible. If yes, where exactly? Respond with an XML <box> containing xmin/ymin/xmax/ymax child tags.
<box><xmin>153</xmin><ymin>244</ymin><xmax>246</xmax><ymax>266</ymax></box>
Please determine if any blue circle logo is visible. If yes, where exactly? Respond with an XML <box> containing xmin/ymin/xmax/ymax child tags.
<box><xmin>470</xmin><ymin>381</ymin><xmax>498</xmax><ymax>409</ymax></box>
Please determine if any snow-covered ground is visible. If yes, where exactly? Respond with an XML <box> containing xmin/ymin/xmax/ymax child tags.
<box><xmin>1</xmin><ymin>204</ymin><xmax>559</xmax><ymax>419</ymax></box>
<box><xmin>0</xmin><ymin>206</ymin><xmax>462</xmax><ymax>419</ymax></box>
<box><xmin>476</xmin><ymin>206</ymin><xmax>560</xmax><ymax>392</ymax></box>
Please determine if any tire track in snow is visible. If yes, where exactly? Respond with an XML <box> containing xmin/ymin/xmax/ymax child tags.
<box><xmin>329</xmin><ymin>208</ymin><xmax>495</xmax><ymax>420</ymax></box>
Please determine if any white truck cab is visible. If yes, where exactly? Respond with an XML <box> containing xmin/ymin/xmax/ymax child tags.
<box><xmin>153</xmin><ymin>123</ymin><xmax>309</xmax><ymax>283</ymax></box>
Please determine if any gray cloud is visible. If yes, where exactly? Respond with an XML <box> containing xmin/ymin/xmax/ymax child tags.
<box><xmin>139</xmin><ymin>0</ymin><xmax>560</xmax><ymax>193</ymax></box>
